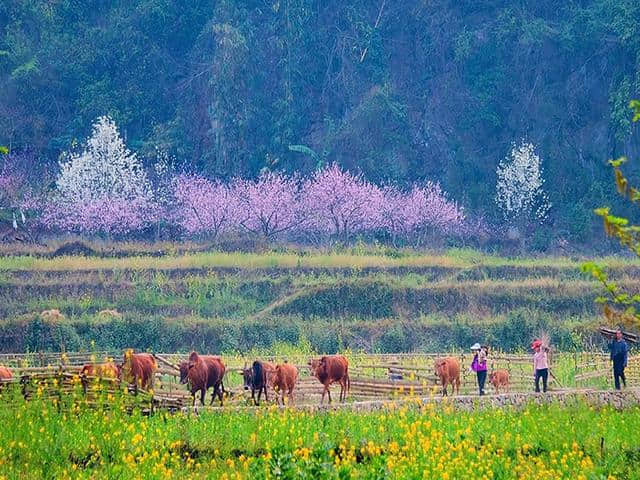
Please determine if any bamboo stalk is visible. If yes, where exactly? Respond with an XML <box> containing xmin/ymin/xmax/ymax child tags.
<box><xmin>154</xmin><ymin>354</ymin><xmax>181</xmax><ymax>372</ymax></box>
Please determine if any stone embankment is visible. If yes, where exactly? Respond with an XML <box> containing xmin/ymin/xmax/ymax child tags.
<box><xmin>186</xmin><ymin>388</ymin><xmax>640</xmax><ymax>414</ymax></box>
<box><xmin>313</xmin><ymin>388</ymin><xmax>640</xmax><ymax>412</ymax></box>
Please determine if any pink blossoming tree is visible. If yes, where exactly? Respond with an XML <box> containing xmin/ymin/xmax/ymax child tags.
<box><xmin>33</xmin><ymin>121</ymin><xmax>468</xmax><ymax>244</ymax></box>
<box><xmin>380</xmin><ymin>182</ymin><xmax>464</xmax><ymax>245</ymax></box>
<box><xmin>401</xmin><ymin>182</ymin><xmax>465</xmax><ymax>244</ymax></box>
<box><xmin>301</xmin><ymin>163</ymin><xmax>384</xmax><ymax>241</ymax></box>
<box><xmin>233</xmin><ymin>170</ymin><xmax>304</xmax><ymax>240</ymax></box>
<box><xmin>0</xmin><ymin>154</ymin><xmax>27</xmax><ymax>214</ymax></box>
<box><xmin>172</xmin><ymin>173</ymin><xmax>238</xmax><ymax>238</ymax></box>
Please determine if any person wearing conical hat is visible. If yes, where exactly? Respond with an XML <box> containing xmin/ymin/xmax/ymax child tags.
<box><xmin>470</xmin><ymin>343</ymin><xmax>488</xmax><ymax>395</ymax></box>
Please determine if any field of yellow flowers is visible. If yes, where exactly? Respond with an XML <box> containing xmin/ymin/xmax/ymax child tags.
<box><xmin>0</xmin><ymin>384</ymin><xmax>638</xmax><ymax>479</ymax></box>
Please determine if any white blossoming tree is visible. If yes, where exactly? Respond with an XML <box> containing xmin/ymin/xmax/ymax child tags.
<box><xmin>495</xmin><ymin>141</ymin><xmax>551</xmax><ymax>241</ymax></box>
<box><xmin>45</xmin><ymin>116</ymin><xmax>155</xmax><ymax>235</ymax></box>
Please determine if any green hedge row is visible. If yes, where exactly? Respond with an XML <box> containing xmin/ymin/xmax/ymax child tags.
<box><xmin>0</xmin><ymin>310</ymin><xmax>600</xmax><ymax>354</ymax></box>
<box><xmin>274</xmin><ymin>281</ymin><xmax>598</xmax><ymax>318</ymax></box>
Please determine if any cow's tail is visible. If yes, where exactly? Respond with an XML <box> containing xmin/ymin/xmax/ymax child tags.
<box><xmin>346</xmin><ymin>372</ymin><xmax>351</xmax><ymax>396</ymax></box>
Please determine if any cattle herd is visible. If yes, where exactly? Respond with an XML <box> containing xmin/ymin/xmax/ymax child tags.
<box><xmin>0</xmin><ymin>351</ymin><xmax>353</xmax><ymax>407</ymax></box>
<box><xmin>0</xmin><ymin>352</ymin><xmax>513</xmax><ymax>407</ymax></box>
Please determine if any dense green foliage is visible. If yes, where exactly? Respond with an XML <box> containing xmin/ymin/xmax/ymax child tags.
<box><xmin>2</xmin><ymin>1</ymin><xmax>640</xmax><ymax>242</ymax></box>
<box><xmin>0</xmin><ymin>311</ymin><xmax>595</xmax><ymax>354</ymax></box>
<box><xmin>1</xmin><ymin>391</ymin><xmax>639</xmax><ymax>479</ymax></box>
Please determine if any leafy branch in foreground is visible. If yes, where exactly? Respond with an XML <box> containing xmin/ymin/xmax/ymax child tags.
<box><xmin>581</xmin><ymin>100</ymin><xmax>640</xmax><ymax>330</ymax></box>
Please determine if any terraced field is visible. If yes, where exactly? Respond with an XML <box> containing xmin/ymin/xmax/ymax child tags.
<box><xmin>0</xmin><ymin>249</ymin><xmax>638</xmax><ymax>352</ymax></box>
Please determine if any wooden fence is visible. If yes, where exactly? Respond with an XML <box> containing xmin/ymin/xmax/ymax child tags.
<box><xmin>1</xmin><ymin>351</ymin><xmax>639</xmax><ymax>412</ymax></box>
<box><xmin>0</xmin><ymin>371</ymin><xmax>155</xmax><ymax>413</ymax></box>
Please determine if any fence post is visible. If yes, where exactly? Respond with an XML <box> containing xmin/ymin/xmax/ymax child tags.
<box><xmin>57</xmin><ymin>367</ymin><xmax>64</xmax><ymax>413</ymax></box>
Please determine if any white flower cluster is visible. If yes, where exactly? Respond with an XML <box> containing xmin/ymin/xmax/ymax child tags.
<box><xmin>495</xmin><ymin>141</ymin><xmax>551</xmax><ymax>223</ymax></box>
<box><xmin>56</xmin><ymin>116</ymin><xmax>153</xmax><ymax>205</ymax></box>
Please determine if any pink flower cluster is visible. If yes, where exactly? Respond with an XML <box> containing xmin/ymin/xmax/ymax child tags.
<box><xmin>172</xmin><ymin>174</ymin><xmax>236</xmax><ymax>238</ymax></box>
<box><xmin>42</xmin><ymin>197</ymin><xmax>155</xmax><ymax>235</ymax></box>
<box><xmin>302</xmin><ymin>164</ymin><xmax>384</xmax><ymax>240</ymax></box>
<box><xmin>38</xmin><ymin>161</ymin><xmax>464</xmax><ymax>241</ymax></box>
<box><xmin>171</xmin><ymin>164</ymin><xmax>464</xmax><ymax>243</ymax></box>
<box><xmin>32</xmin><ymin>115</ymin><xmax>465</xmax><ymax>241</ymax></box>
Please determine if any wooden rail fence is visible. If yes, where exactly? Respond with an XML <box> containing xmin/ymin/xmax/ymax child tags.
<box><xmin>1</xmin><ymin>351</ymin><xmax>639</xmax><ymax>412</ymax></box>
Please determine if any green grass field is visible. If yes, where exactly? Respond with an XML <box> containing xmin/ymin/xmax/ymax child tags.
<box><xmin>0</xmin><ymin>387</ymin><xmax>637</xmax><ymax>479</ymax></box>
<box><xmin>0</xmin><ymin>247</ymin><xmax>638</xmax><ymax>271</ymax></box>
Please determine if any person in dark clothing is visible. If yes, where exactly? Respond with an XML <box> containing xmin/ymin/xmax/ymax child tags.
<box><xmin>609</xmin><ymin>329</ymin><xmax>629</xmax><ymax>390</ymax></box>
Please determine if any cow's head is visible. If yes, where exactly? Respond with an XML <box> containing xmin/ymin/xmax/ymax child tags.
<box><xmin>241</xmin><ymin>363</ymin><xmax>253</xmax><ymax>390</ymax></box>
<box><xmin>488</xmin><ymin>372</ymin><xmax>496</xmax><ymax>383</ymax></box>
<box><xmin>179</xmin><ymin>361</ymin><xmax>190</xmax><ymax>384</ymax></box>
<box><xmin>434</xmin><ymin>359</ymin><xmax>447</xmax><ymax>377</ymax></box>
<box><xmin>115</xmin><ymin>362</ymin><xmax>126</xmax><ymax>382</ymax></box>
<box><xmin>308</xmin><ymin>358</ymin><xmax>322</xmax><ymax>377</ymax></box>
<box><xmin>119</xmin><ymin>350</ymin><xmax>134</xmax><ymax>381</ymax></box>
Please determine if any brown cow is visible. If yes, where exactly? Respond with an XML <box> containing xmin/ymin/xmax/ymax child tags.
<box><xmin>242</xmin><ymin>360</ymin><xmax>275</xmax><ymax>405</ymax></box>
<box><xmin>434</xmin><ymin>357</ymin><xmax>460</xmax><ymax>396</ymax></box>
<box><xmin>179</xmin><ymin>352</ymin><xmax>226</xmax><ymax>406</ymax></box>
<box><xmin>262</xmin><ymin>361</ymin><xmax>276</xmax><ymax>389</ymax></box>
<box><xmin>0</xmin><ymin>365</ymin><xmax>11</xmax><ymax>392</ymax></box>
<box><xmin>80</xmin><ymin>362</ymin><xmax>121</xmax><ymax>379</ymax></box>
<box><xmin>489</xmin><ymin>369</ymin><xmax>510</xmax><ymax>394</ymax></box>
<box><xmin>273</xmin><ymin>362</ymin><xmax>298</xmax><ymax>405</ymax></box>
<box><xmin>205</xmin><ymin>356</ymin><xmax>226</xmax><ymax>405</ymax></box>
<box><xmin>120</xmin><ymin>352</ymin><xmax>157</xmax><ymax>390</ymax></box>
<box><xmin>0</xmin><ymin>365</ymin><xmax>12</xmax><ymax>380</ymax></box>
<box><xmin>309</xmin><ymin>355</ymin><xmax>350</xmax><ymax>404</ymax></box>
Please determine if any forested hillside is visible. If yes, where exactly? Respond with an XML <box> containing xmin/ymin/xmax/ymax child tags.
<box><xmin>2</xmin><ymin>0</ymin><xmax>640</xmax><ymax>244</ymax></box>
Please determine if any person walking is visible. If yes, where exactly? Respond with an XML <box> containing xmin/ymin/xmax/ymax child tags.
<box><xmin>470</xmin><ymin>343</ymin><xmax>487</xmax><ymax>395</ymax></box>
<box><xmin>532</xmin><ymin>339</ymin><xmax>549</xmax><ymax>393</ymax></box>
<box><xmin>609</xmin><ymin>328</ymin><xmax>629</xmax><ymax>390</ymax></box>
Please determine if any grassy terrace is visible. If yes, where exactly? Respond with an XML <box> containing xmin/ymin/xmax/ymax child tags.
<box><xmin>0</xmin><ymin>248</ymin><xmax>638</xmax><ymax>272</ymax></box>
<box><xmin>0</xmin><ymin>248</ymin><xmax>636</xmax><ymax>352</ymax></box>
